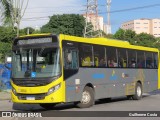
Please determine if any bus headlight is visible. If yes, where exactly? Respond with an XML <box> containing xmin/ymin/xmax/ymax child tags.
<box><xmin>12</xmin><ymin>87</ymin><xmax>17</xmax><ymax>95</ymax></box>
<box><xmin>47</xmin><ymin>83</ymin><xmax>61</xmax><ymax>95</ymax></box>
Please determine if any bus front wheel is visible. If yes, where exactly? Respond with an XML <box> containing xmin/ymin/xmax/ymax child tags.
<box><xmin>132</xmin><ymin>82</ymin><xmax>142</xmax><ymax>100</ymax></box>
<box><xmin>39</xmin><ymin>103</ymin><xmax>57</xmax><ymax>110</ymax></box>
<box><xmin>76</xmin><ymin>86</ymin><xmax>94</xmax><ymax>108</ymax></box>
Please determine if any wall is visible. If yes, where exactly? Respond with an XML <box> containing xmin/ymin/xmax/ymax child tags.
<box><xmin>0</xmin><ymin>63</ymin><xmax>11</xmax><ymax>91</ymax></box>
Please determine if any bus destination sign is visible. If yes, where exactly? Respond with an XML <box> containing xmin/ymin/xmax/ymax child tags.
<box><xmin>18</xmin><ymin>37</ymin><xmax>52</xmax><ymax>45</ymax></box>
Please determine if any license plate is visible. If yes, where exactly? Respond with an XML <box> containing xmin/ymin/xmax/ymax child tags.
<box><xmin>26</xmin><ymin>96</ymin><xmax>35</xmax><ymax>100</ymax></box>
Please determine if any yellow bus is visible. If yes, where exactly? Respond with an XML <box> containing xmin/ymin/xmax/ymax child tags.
<box><xmin>11</xmin><ymin>33</ymin><xmax>160</xmax><ymax>109</ymax></box>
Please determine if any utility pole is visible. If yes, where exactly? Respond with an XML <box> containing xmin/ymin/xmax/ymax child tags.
<box><xmin>84</xmin><ymin>0</ymin><xmax>102</xmax><ymax>38</ymax></box>
<box><xmin>106</xmin><ymin>0</ymin><xmax>111</xmax><ymax>34</ymax></box>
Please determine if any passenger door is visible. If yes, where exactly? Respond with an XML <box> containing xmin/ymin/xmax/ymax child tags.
<box><xmin>62</xmin><ymin>41</ymin><xmax>79</xmax><ymax>80</ymax></box>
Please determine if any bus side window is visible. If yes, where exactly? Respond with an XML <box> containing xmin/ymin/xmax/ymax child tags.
<box><xmin>93</xmin><ymin>45</ymin><xmax>106</xmax><ymax>67</ymax></box>
<box><xmin>63</xmin><ymin>48</ymin><xmax>78</xmax><ymax>69</ymax></box>
<box><xmin>80</xmin><ymin>44</ymin><xmax>93</xmax><ymax>67</ymax></box>
<box><xmin>137</xmin><ymin>51</ymin><xmax>145</xmax><ymax>68</ymax></box>
<box><xmin>128</xmin><ymin>49</ymin><xmax>137</xmax><ymax>68</ymax></box>
<box><xmin>117</xmin><ymin>48</ymin><xmax>127</xmax><ymax>68</ymax></box>
<box><xmin>145</xmin><ymin>52</ymin><xmax>153</xmax><ymax>68</ymax></box>
<box><xmin>153</xmin><ymin>53</ymin><xmax>158</xmax><ymax>68</ymax></box>
<box><xmin>106</xmin><ymin>47</ymin><xmax>117</xmax><ymax>68</ymax></box>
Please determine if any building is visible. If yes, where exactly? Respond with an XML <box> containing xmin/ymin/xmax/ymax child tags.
<box><xmin>121</xmin><ymin>18</ymin><xmax>160</xmax><ymax>37</ymax></box>
<box><xmin>150</xmin><ymin>19</ymin><xmax>160</xmax><ymax>37</ymax></box>
<box><xmin>82</xmin><ymin>13</ymin><xmax>105</xmax><ymax>32</ymax></box>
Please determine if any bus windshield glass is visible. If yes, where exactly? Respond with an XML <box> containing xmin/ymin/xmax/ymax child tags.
<box><xmin>12</xmin><ymin>47</ymin><xmax>61</xmax><ymax>78</ymax></box>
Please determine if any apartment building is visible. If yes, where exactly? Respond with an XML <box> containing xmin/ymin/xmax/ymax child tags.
<box><xmin>121</xmin><ymin>18</ymin><xmax>160</xmax><ymax>37</ymax></box>
<box><xmin>82</xmin><ymin>13</ymin><xmax>104</xmax><ymax>32</ymax></box>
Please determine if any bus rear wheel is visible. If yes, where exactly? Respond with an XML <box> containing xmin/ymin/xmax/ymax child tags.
<box><xmin>132</xmin><ymin>82</ymin><xmax>142</xmax><ymax>100</ymax></box>
<box><xmin>77</xmin><ymin>86</ymin><xmax>94</xmax><ymax>108</ymax></box>
<box><xmin>39</xmin><ymin>103</ymin><xmax>57</xmax><ymax>110</ymax></box>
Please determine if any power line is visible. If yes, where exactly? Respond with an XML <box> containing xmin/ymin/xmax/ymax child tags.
<box><xmin>22</xmin><ymin>3</ymin><xmax>160</xmax><ymax>21</ymax></box>
<box><xmin>99</xmin><ymin>4</ymin><xmax>160</xmax><ymax>14</ymax></box>
<box><xmin>25</xmin><ymin>9</ymin><xmax>84</xmax><ymax>14</ymax></box>
<box><xmin>26</xmin><ymin>5</ymin><xmax>85</xmax><ymax>10</ymax></box>
<box><xmin>22</xmin><ymin>18</ymin><xmax>49</xmax><ymax>21</ymax></box>
<box><xmin>22</xmin><ymin>16</ymin><xmax>50</xmax><ymax>20</ymax></box>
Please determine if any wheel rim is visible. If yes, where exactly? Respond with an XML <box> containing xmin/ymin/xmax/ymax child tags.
<box><xmin>81</xmin><ymin>91</ymin><xmax>91</xmax><ymax>104</ymax></box>
<box><xmin>137</xmin><ymin>86</ymin><xmax>142</xmax><ymax>97</ymax></box>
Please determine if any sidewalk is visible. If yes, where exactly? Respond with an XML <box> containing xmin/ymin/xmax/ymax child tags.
<box><xmin>0</xmin><ymin>90</ymin><xmax>11</xmax><ymax>100</ymax></box>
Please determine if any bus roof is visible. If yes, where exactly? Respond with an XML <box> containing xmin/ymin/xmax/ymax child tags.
<box><xmin>60</xmin><ymin>34</ymin><xmax>159</xmax><ymax>52</ymax></box>
<box><xmin>16</xmin><ymin>33</ymin><xmax>159</xmax><ymax>53</ymax></box>
<box><xmin>17</xmin><ymin>33</ymin><xmax>52</xmax><ymax>38</ymax></box>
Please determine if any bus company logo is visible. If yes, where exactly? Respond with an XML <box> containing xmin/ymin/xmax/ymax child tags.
<box><xmin>2</xmin><ymin>112</ymin><xmax>42</xmax><ymax>118</ymax></box>
<box><xmin>92</xmin><ymin>74</ymin><xmax>105</xmax><ymax>79</ymax></box>
<box><xmin>109</xmin><ymin>70</ymin><xmax>118</xmax><ymax>80</ymax></box>
<box><xmin>122</xmin><ymin>73</ymin><xmax>129</xmax><ymax>78</ymax></box>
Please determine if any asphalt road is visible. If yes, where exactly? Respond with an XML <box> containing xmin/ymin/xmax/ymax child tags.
<box><xmin>0</xmin><ymin>90</ymin><xmax>160</xmax><ymax>120</ymax></box>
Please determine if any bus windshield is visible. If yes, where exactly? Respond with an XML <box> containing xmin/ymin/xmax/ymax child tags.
<box><xmin>12</xmin><ymin>47</ymin><xmax>61</xmax><ymax>78</ymax></box>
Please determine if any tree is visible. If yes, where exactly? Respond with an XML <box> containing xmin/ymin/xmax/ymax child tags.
<box><xmin>0</xmin><ymin>0</ymin><xmax>29</xmax><ymax>36</ymax></box>
<box><xmin>133</xmin><ymin>33</ymin><xmax>157</xmax><ymax>47</ymax></box>
<box><xmin>154</xmin><ymin>37</ymin><xmax>160</xmax><ymax>49</ymax></box>
<box><xmin>113</xmin><ymin>28</ymin><xmax>125</xmax><ymax>40</ymax></box>
<box><xmin>0</xmin><ymin>0</ymin><xmax>12</xmax><ymax>25</ymax></box>
<box><xmin>41</xmin><ymin>14</ymin><xmax>86</xmax><ymax>37</ymax></box>
<box><xmin>124</xmin><ymin>29</ymin><xmax>136</xmax><ymax>43</ymax></box>
<box><xmin>20</xmin><ymin>27</ymin><xmax>35</xmax><ymax>35</ymax></box>
<box><xmin>0</xmin><ymin>42</ymin><xmax>12</xmax><ymax>63</ymax></box>
<box><xmin>0</xmin><ymin>26</ymin><xmax>16</xmax><ymax>43</ymax></box>
<box><xmin>0</xmin><ymin>26</ymin><xmax>16</xmax><ymax>62</ymax></box>
<box><xmin>102</xmin><ymin>33</ymin><xmax>113</xmax><ymax>39</ymax></box>
<box><xmin>114</xmin><ymin>29</ymin><xmax>136</xmax><ymax>42</ymax></box>
<box><xmin>113</xmin><ymin>29</ymin><xmax>159</xmax><ymax>48</ymax></box>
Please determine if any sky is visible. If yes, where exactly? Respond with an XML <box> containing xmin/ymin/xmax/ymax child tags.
<box><xmin>4</xmin><ymin>0</ymin><xmax>160</xmax><ymax>34</ymax></box>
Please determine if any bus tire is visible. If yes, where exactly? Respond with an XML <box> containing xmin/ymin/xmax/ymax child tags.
<box><xmin>39</xmin><ymin>103</ymin><xmax>57</xmax><ymax>109</ymax></box>
<box><xmin>132</xmin><ymin>82</ymin><xmax>142</xmax><ymax>100</ymax></box>
<box><xmin>77</xmin><ymin>86</ymin><xmax>94</xmax><ymax>108</ymax></box>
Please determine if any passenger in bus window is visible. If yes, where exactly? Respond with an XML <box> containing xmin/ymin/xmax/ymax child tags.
<box><xmin>118</xmin><ymin>58</ymin><xmax>125</xmax><ymax>68</ymax></box>
<box><xmin>129</xmin><ymin>59</ymin><xmax>136</xmax><ymax>68</ymax></box>
<box><xmin>146</xmin><ymin>64</ymin><xmax>152</xmax><ymax>68</ymax></box>
<box><xmin>151</xmin><ymin>61</ymin><xmax>154</xmax><ymax>68</ymax></box>
<box><xmin>108</xmin><ymin>60</ymin><xmax>114</xmax><ymax>67</ymax></box>
<box><xmin>99</xmin><ymin>58</ymin><xmax>106</xmax><ymax>67</ymax></box>
<box><xmin>146</xmin><ymin>58</ymin><xmax>154</xmax><ymax>68</ymax></box>
<box><xmin>118</xmin><ymin>60</ymin><xmax>122</xmax><ymax>68</ymax></box>
<box><xmin>95</xmin><ymin>57</ymin><xmax>99</xmax><ymax>67</ymax></box>
<box><xmin>111</xmin><ymin>59</ymin><xmax>117</xmax><ymax>67</ymax></box>
<box><xmin>138</xmin><ymin>63</ymin><xmax>142</xmax><ymax>68</ymax></box>
<box><xmin>137</xmin><ymin>60</ymin><xmax>144</xmax><ymax>68</ymax></box>
<box><xmin>122</xmin><ymin>58</ymin><xmax>127</xmax><ymax>68</ymax></box>
<box><xmin>82</xmin><ymin>56</ymin><xmax>91</xmax><ymax>66</ymax></box>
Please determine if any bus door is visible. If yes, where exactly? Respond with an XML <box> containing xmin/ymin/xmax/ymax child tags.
<box><xmin>63</xmin><ymin>47</ymin><xmax>79</xmax><ymax>79</ymax></box>
<box><xmin>63</xmin><ymin>46</ymin><xmax>79</xmax><ymax>102</ymax></box>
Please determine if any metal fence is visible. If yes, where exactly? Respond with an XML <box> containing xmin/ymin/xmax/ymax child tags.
<box><xmin>0</xmin><ymin>63</ymin><xmax>11</xmax><ymax>91</ymax></box>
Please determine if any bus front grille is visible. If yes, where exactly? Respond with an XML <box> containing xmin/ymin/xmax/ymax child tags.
<box><xmin>17</xmin><ymin>93</ymin><xmax>46</xmax><ymax>100</ymax></box>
